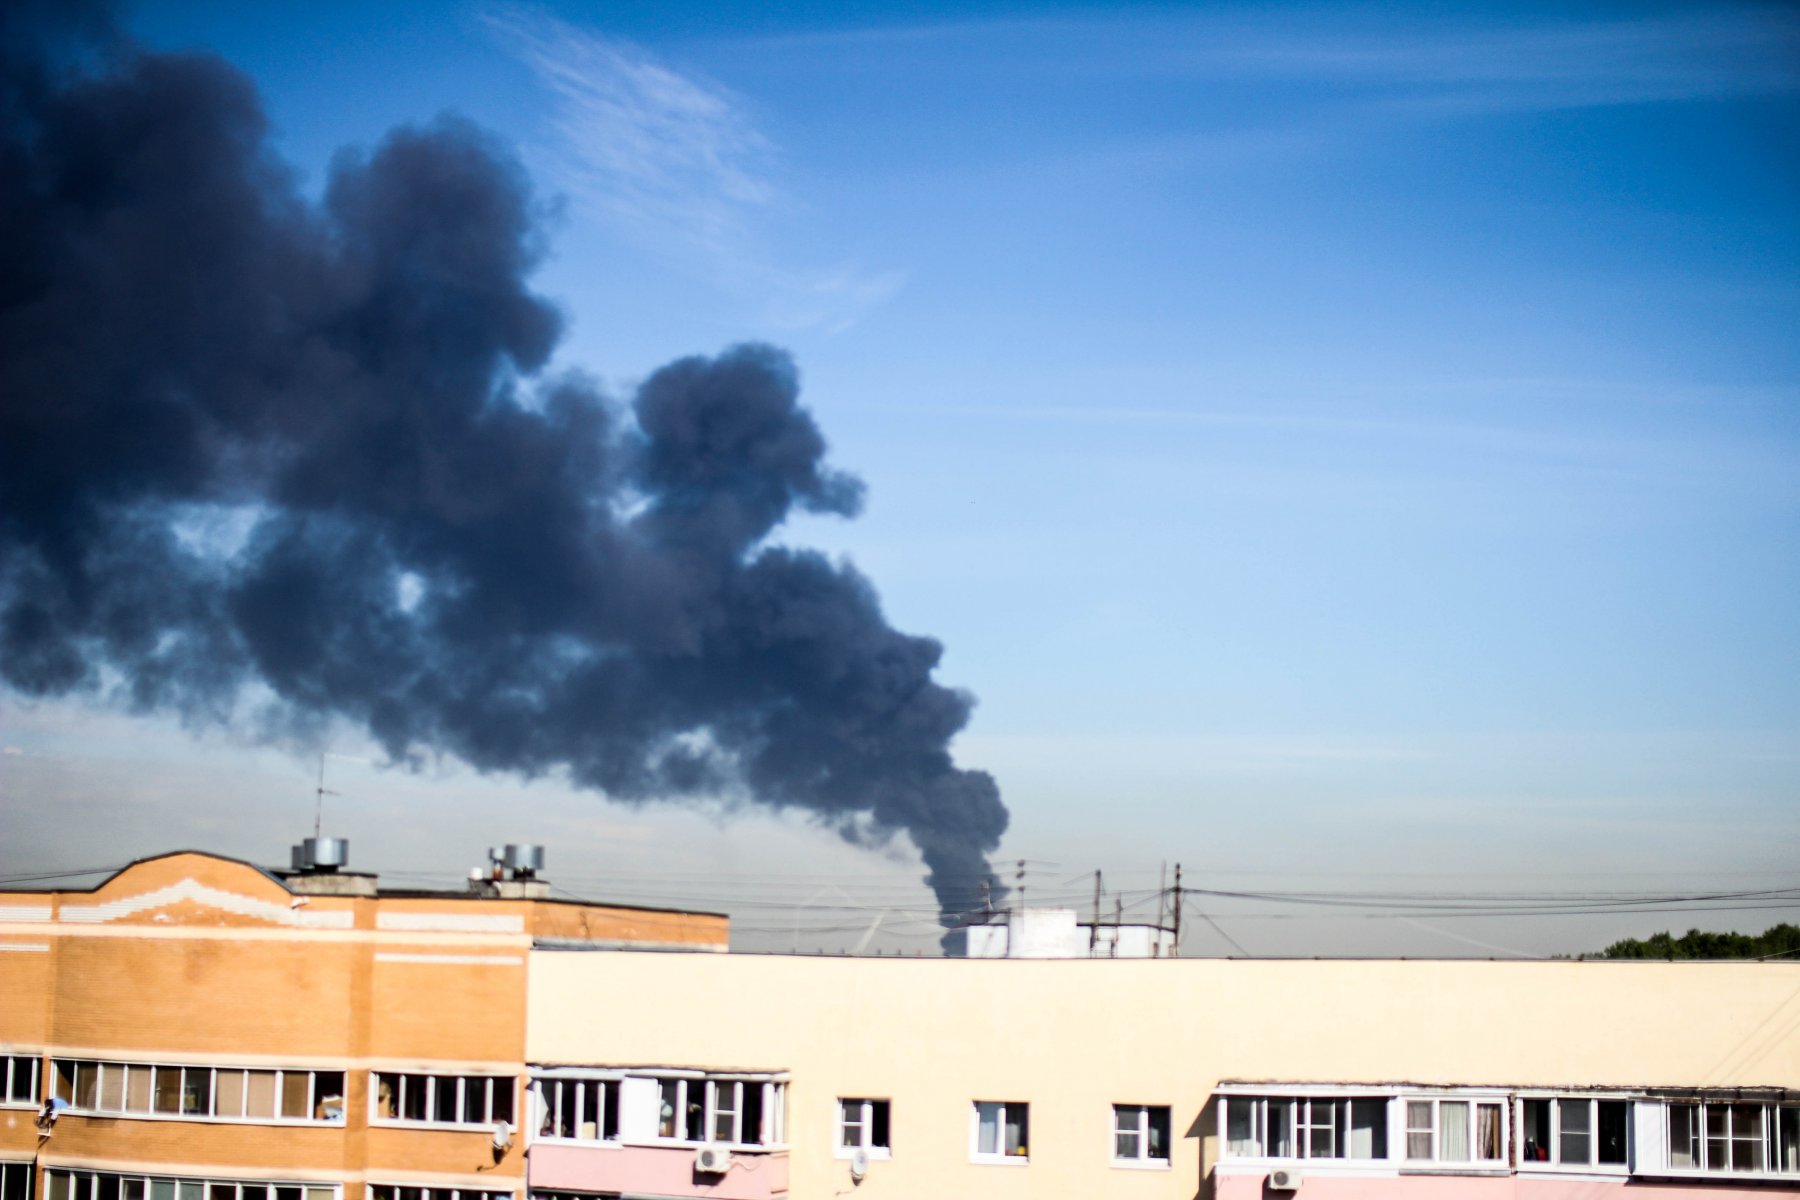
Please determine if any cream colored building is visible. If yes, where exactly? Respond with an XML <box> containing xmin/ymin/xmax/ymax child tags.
<box><xmin>527</xmin><ymin>952</ymin><xmax>1800</xmax><ymax>1199</ymax></box>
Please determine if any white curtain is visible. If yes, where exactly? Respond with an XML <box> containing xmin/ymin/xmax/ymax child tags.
<box><xmin>977</xmin><ymin>1102</ymin><xmax>1000</xmax><ymax>1155</ymax></box>
<box><xmin>1442</xmin><ymin>1101</ymin><xmax>1470</xmax><ymax>1161</ymax></box>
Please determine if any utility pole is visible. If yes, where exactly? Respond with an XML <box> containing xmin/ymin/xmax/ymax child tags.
<box><xmin>1172</xmin><ymin>862</ymin><xmax>1182</xmax><ymax>958</ymax></box>
<box><xmin>1089</xmin><ymin>870</ymin><xmax>1102</xmax><ymax>952</ymax></box>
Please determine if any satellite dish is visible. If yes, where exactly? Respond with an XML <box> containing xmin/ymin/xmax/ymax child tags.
<box><xmin>492</xmin><ymin>1120</ymin><xmax>514</xmax><ymax>1151</ymax></box>
<box><xmin>849</xmin><ymin>1148</ymin><xmax>870</xmax><ymax>1180</ymax></box>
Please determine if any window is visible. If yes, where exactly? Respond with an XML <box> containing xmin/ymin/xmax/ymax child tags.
<box><xmin>1518</xmin><ymin>1098</ymin><xmax>1628</xmax><ymax>1168</ymax></box>
<box><xmin>1222</xmin><ymin>1096</ymin><xmax>1385</xmax><ymax>1161</ymax></box>
<box><xmin>1668</xmin><ymin>1101</ymin><xmax>1800</xmax><ymax>1175</ymax></box>
<box><xmin>711</xmin><ymin>1081</ymin><xmax>741</xmax><ymax>1144</ymax></box>
<box><xmin>1712</xmin><ymin>1104</ymin><xmax>1762</xmax><ymax>1173</ymax></box>
<box><xmin>1226</xmin><ymin>1095</ymin><xmax>1289</xmax><ymax>1157</ymax></box>
<box><xmin>536</xmin><ymin>1077</ymin><xmax>619</xmax><ymax>1141</ymax></box>
<box><xmin>972</xmin><ymin>1101</ymin><xmax>1028</xmax><ymax>1162</ymax></box>
<box><xmin>372</xmin><ymin>1073</ymin><xmax>513</xmax><ymax>1128</ymax></box>
<box><xmin>650</xmin><ymin>1077</ymin><xmax>783</xmax><ymax>1147</ymax></box>
<box><xmin>2</xmin><ymin>1161</ymin><xmax>32</xmax><ymax>1200</ymax></box>
<box><xmin>49</xmin><ymin>1061</ymin><xmax>344</xmax><ymax>1124</ymax></box>
<box><xmin>657</xmin><ymin>1078</ymin><xmax>701</xmax><ymax>1141</ymax></box>
<box><xmin>1347</xmin><ymin>1099</ymin><xmax>1386</xmax><ymax>1159</ymax></box>
<box><xmin>837</xmin><ymin>1098</ymin><xmax>890</xmax><ymax>1156</ymax></box>
<box><xmin>44</xmin><ymin>1171</ymin><xmax>333</xmax><ymax>1200</ymax></box>
<box><xmin>1404</xmin><ymin>1098</ymin><xmax>1504</xmax><ymax>1164</ymax></box>
<box><xmin>1113</xmin><ymin>1105</ymin><xmax>1170</xmax><ymax>1165</ymax></box>
<box><xmin>3</xmin><ymin>1055</ymin><xmax>38</xmax><ymax>1105</ymax></box>
<box><xmin>369</xmin><ymin>1188</ymin><xmax>511</xmax><ymax>1200</ymax></box>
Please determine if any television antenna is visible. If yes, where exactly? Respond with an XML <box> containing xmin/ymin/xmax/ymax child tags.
<box><xmin>313</xmin><ymin>752</ymin><xmax>341</xmax><ymax>839</ymax></box>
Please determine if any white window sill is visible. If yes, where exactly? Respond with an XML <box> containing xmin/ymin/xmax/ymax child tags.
<box><xmin>623</xmin><ymin>1139</ymin><xmax>786</xmax><ymax>1153</ymax></box>
<box><xmin>57</xmin><ymin>1109</ymin><xmax>345</xmax><ymax>1127</ymax></box>
<box><xmin>1220</xmin><ymin>1157</ymin><xmax>1396</xmax><ymax>1170</ymax></box>
<box><xmin>1111</xmin><ymin>1158</ymin><xmax>1171</xmax><ymax>1170</ymax></box>
<box><xmin>371</xmin><ymin>1119</ymin><xmax>507</xmax><ymax>1133</ymax></box>
<box><xmin>532</xmin><ymin>1135</ymin><xmax>623</xmax><ymax>1148</ymax></box>
<box><xmin>832</xmin><ymin>1147</ymin><xmax>891</xmax><ymax>1161</ymax></box>
<box><xmin>1397</xmin><ymin>1165</ymin><xmax>1512</xmax><ymax>1176</ymax></box>
<box><xmin>1640</xmin><ymin>1168</ymin><xmax>1800</xmax><ymax>1183</ymax></box>
<box><xmin>1515</xmin><ymin>1165</ymin><xmax>1631</xmax><ymax>1177</ymax></box>
<box><xmin>970</xmin><ymin>1155</ymin><xmax>1030</xmax><ymax>1166</ymax></box>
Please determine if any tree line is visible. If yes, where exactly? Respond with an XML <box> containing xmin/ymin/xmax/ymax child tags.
<box><xmin>1596</xmin><ymin>923</ymin><xmax>1799</xmax><ymax>960</ymax></box>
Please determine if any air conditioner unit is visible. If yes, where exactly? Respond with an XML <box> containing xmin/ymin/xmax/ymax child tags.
<box><xmin>695</xmin><ymin>1146</ymin><xmax>733</xmax><ymax>1174</ymax></box>
<box><xmin>1268</xmin><ymin>1167</ymin><xmax>1302</xmax><ymax>1191</ymax></box>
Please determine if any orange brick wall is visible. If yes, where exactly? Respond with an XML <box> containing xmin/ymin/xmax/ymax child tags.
<box><xmin>0</xmin><ymin>850</ymin><xmax>724</xmax><ymax>1196</ymax></box>
<box><xmin>50</xmin><ymin>937</ymin><xmax>364</xmax><ymax>1058</ymax></box>
<box><xmin>366</xmin><ymin>958</ymin><xmax>524</xmax><ymax>1064</ymax></box>
<box><xmin>528</xmin><ymin>900</ymin><xmax>727</xmax><ymax>947</ymax></box>
<box><xmin>0</xmin><ymin>950</ymin><xmax>52</xmax><ymax>1044</ymax></box>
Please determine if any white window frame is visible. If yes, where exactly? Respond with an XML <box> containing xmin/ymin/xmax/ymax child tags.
<box><xmin>44</xmin><ymin>1170</ymin><xmax>339</xmax><ymax>1200</ymax></box>
<box><xmin>1217</xmin><ymin>1089</ymin><xmax>1392</xmax><ymax>1164</ymax></box>
<box><xmin>710</xmin><ymin>1080</ymin><xmax>743</xmax><ymax>1144</ymax></box>
<box><xmin>532</xmin><ymin>1074</ymin><xmax>621</xmax><ymax>1143</ymax></box>
<box><xmin>835</xmin><ymin>1098</ymin><xmax>892</xmax><ymax>1160</ymax></box>
<box><xmin>2</xmin><ymin>1055</ymin><xmax>39</xmax><ymax>1107</ymax></box>
<box><xmin>2</xmin><ymin>1159</ymin><xmax>35</xmax><ymax>1200</ymax></box>
<box><xmin>49</xmin><ymin>1059</ymin><xmax>346</xmax><ymax>1125</ymax></box>
<box><xmin>1112</xmin><ymin>1104</ymin><xmax>1172</xmax><ymax>1168</ymax></box>
<box><xmin>367</xmin><ymin>1186</ymin><xmax>515</xmax><ymax>1200</ymax></box>
<box><xmin>1515</xmin><ymin>1094</ymin><xmax>1632</xmax><ymax>1173</ymax></box>
<box><xmin>1401</xmin><ymin>1095</ymin><xmax>1508</xmax><ymax>1169</ymax></box>
<box><xmin>970</xmin><ymin>1100</ymin><xmax>1030</xmax><ymax>1165</ymax></box>
<box><xmin>654</xmin><ymin>1077</ymin><xmax>699</xmax><ymax>1142</ymax></box>
<box><xmin>1660</xmin><ymin>1099</ymin><xmax>1800</xmax><ymax>1178</ymax></box>
<box><xmin>370</xmin><ymin>1072</ymin><xmax>516</xmax><ymax>1130</ymax></box>
<box><xmin>647</xmin><ymin>1074</ymin><xmax>785</xmax><ymax>1149</ymax></box>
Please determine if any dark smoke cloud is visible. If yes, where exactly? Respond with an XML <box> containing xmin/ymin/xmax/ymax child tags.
<box><xmin>0</xmin><ymin>3</ymin><xmax>1007</xmax><ymax>925</ymax></box>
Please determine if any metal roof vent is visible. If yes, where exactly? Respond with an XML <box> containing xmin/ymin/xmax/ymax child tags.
<box><xmin>502</xmin><ymin>844</ymin><xmax>545</xmax><ymax>877</ymax></box>
<box><xmin>291</xmin><ymin>836</ymin><xmax>348</xmax><ymax>872</ymax></box>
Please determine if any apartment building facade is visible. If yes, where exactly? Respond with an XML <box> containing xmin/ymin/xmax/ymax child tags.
<box><xmin>526</xmin><ymin>952</ymin><xmax>1800</xmax><ymax>1199</ymax></box>
<box><xmin>0</xmin><ymin>850</ymin><xmax>726</xmax><ymax>1200</ymax></box>
<box><xmin>4</xmin><ymin>850</ymin><xmax>1797</xmax><ymax>1200</ymax></box>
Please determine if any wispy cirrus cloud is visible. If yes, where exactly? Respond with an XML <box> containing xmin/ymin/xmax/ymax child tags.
<box><xmin>1205</xmin><ymin>9</ymin><xmax>1800</xmax><ymax>114</ymax></box>
<box><xmin>741</xmin><ymin>7</ymin><xmax>1797</xmax><ymax>122</ymax></box>
<box><xmin>485</xmin><ymin>6</ymin><xmax>902</xmax><ymax>331</ymax></box>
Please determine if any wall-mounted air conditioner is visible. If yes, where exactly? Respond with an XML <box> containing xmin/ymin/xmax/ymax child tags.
<box><xmin>1268</xmin><ymin>1167</ymin><xmax>1302</xmax><ymax>1191</ymax></box>
<box><xmin>695</xmin><ymin>1145</ymin><xmax>732</xmax><ymax>1174</ymax></box>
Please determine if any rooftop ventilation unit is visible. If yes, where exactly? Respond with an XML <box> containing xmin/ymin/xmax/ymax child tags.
<box><xmin>694</xmin><ymin>1146</ymin><xmax>732</xmax><ymax>1174</ymax></box>
<box><xmin>290</xmin><ymin>837</ymin><xmax>348</xmax><ymax>872</ymax></box>
<box><xmin>502</xmin><ymin>843</ymin><xmax>545</xmax><ymax>877</ymax></box>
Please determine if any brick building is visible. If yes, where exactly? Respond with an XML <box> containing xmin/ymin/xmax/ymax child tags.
<box><xmin>0</xmin><ymin>848</ymin><xmax>725</xmax><ymax>1200</ymax></box>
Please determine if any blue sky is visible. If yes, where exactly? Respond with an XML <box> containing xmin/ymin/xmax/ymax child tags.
<box><xmin>3</xmin><ymin>0</ymin><xmax>1797</xmax><ymax>954</ymax></box>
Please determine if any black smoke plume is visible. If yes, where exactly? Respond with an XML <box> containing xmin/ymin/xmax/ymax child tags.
<box><xmin>0</xmin><ymin>3</ymin><xmax>1007</xmax><ymax>928</ymax></box>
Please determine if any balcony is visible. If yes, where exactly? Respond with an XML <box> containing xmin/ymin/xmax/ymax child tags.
<box><xmin>530</xmin><ymin>1142</ymin><xmax>788</xmax><ymax>1200</ymax></box>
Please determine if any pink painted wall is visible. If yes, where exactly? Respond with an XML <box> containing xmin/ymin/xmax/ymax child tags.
<box><xmin>529</xmin><ymin>1142</ymin><xmax>789</xmax><ymax>1199</ymax></box>
<box><xmin>1214</xmin><ymin>1173</ymin><xmax>1800</xmax><ymax>1199</ymax></box>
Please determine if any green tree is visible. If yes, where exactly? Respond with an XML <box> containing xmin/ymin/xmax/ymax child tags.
<box><xmin>1598</xmin><ymin>923</ymin><xmax>1800</xmax><ymax>960</ymax></box>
